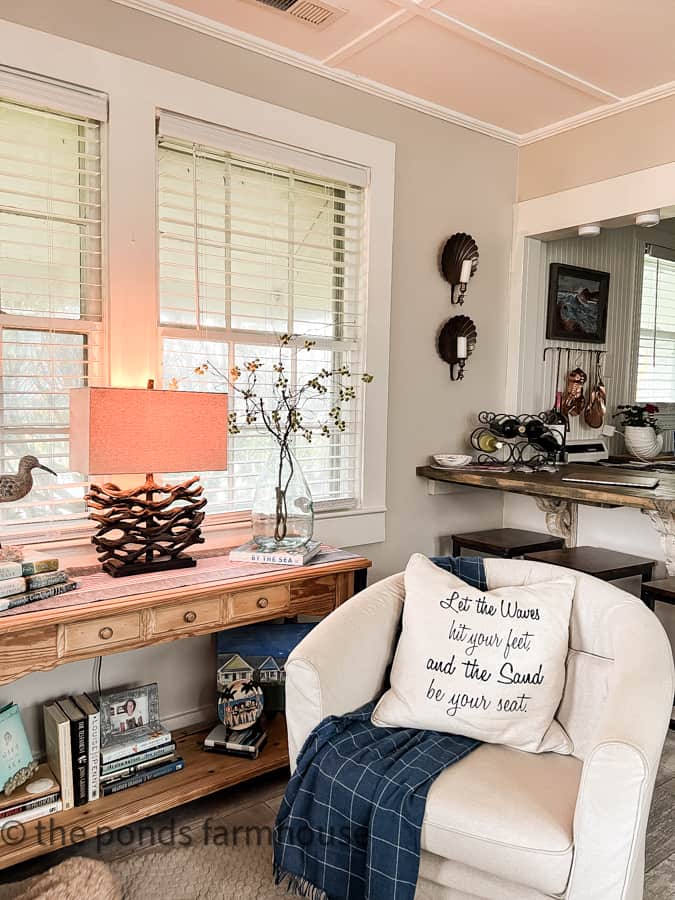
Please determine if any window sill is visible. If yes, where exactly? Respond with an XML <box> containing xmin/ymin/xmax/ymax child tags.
<box><xmin>0</xmin><ymin>506</ymin><xmax>385</xmax><ymax>567</ymax></box>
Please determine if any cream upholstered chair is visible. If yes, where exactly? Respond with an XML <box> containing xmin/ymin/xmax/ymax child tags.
<box><xmin>284</xmin><ymin>558</ymin><xmax>674</xmax><ymax>900</ymax></box>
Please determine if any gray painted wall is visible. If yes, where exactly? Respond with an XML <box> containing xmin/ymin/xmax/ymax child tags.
<box><xmin>0</xmin><ymin>0</ymin><xmax>517</xmax><ymax>746</ymax></box>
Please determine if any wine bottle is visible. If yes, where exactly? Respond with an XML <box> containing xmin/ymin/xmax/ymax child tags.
<box><xmin>524</xmin><ymin>419</ymin><xmax>545</xmax><ymax>441</ymax></box>
<box><xmin>477</xmin><ymin>433</ymin><xmax>504</xmax><ymax>453</ymax></box>
<box><xmin>489</xmin><ymin>417</ymin><xmax>520</xmax><ymax>439</ymax></box>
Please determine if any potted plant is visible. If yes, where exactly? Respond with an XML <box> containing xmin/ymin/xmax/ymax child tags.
<box><xmin>196</xmin><ymin>334</ymin><xmax>373</xmax><ymax>551</ymax></box>
<box><xmin>614</xmin><ymin>404</ymin><xmax>663</xmax><ymax>459</ymax></box>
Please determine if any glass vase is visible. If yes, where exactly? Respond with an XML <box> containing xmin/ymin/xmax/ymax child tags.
<box><xmin>252</xmin><ymin>443</ymin><xmax>314</xmax><ymax>551</ymax></box>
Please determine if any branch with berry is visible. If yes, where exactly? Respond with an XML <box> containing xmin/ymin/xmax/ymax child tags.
<box><xmin>193</xmin><ymin>332</ymin><xmax>373</xmax><ymax>449</ymax></box>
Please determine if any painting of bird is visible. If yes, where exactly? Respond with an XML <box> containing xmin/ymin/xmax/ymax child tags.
<box><xmin>0</xmin><ymin>456</ymin><xmax>56</xmax><ymax>503</ymax></box>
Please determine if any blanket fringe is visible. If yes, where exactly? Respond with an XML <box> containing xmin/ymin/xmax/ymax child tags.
<box><xmin>274</xmin><ymin>863</ymin><xmax>330</xmax><ymax>900</ymax></box>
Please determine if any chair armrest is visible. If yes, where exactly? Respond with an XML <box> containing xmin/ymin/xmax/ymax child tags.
<box><xmin>284</xmin><ymin>572</ymin><xmax>404</xmax><ymax>769</ymax></box>
<box><xmin>566</xmin><ymin>606</ymin><xmax>674</xmax><ymax>900</ymax></box>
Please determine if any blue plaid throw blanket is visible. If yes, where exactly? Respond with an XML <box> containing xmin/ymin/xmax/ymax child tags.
<box><xmin>273</xmin><ymin>557</ymin><xmax>485</xmax><ymax>900</ymax></box>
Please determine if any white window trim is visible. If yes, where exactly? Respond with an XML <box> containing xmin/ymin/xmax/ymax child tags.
<box><xmin>0</xmin><ymin>20</ymin><xmax>394</xmax><ymax>550</ymax></box>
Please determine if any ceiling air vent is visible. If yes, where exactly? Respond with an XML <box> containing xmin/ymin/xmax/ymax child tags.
<box><xmin>245</xmin><ymin>0</ymin><xmax>346</xmax><ymax>29</ymax></box>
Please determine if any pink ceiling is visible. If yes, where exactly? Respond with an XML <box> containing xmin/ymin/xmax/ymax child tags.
<box><xmin>436</xmin><ymin>0</ymin><xmax>675</xmax><ymax>97</ymax></box>
<box><xmin>149</xmin><ymin>0</ymin><xmax>675</xmax><ymax>137</ymax></box>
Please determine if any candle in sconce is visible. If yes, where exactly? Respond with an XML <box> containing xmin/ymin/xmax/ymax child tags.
<box><xmin>456</xmin><ymin>336</ymin><xmax>468</xmax><ymax>359</ymax></box>
<box><xmin>459</xmin><ymin>259</ymin><xmax>473</xmax><ymax>284</ymax></box>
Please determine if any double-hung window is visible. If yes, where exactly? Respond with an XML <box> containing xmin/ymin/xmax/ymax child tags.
<box><xmin>157</xmin><ymin>113</ymin><xmax>368</xmax><ymax>519</ymax></box>
<box><xmin>0</xmin><ymin>82</ymin><xmax>105</xmax><ymax>532</ymax></box>
<box><xmin>636</xmin><ymin>245</ymin><xmax>675</xmax><ymax>403</ymax></box>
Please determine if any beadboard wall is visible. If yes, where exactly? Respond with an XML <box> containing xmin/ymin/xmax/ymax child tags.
<box><xmin>524</xmin><ymin>226</ymin><xmax>644</xmax><ymax>450</ymax></box>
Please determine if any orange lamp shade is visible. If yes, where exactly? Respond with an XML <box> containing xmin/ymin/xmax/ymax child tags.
<box><xmin>69</xmin><ymin>387</ymin><xmax>228</xmax><ymax>476</ymax></box>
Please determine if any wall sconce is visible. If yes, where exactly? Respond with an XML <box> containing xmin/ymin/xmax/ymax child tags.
<box><xmin>437</xmin><ymin>315</ymin><xmax>477</xmax><ymax>381</ymax></box>
<box><xmin>440</xmin><ymin>233</ymin><xmax>479</xmax><ymax>304</ymax></box>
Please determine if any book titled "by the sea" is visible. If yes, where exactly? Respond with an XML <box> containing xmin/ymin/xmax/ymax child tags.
<box><xmin>229</xmin><ymin>540</ymin><xmax>321</xmax><ymax>567</ymax></box>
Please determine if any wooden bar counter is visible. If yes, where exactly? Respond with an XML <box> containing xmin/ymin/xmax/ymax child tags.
<box><xmin>417</xmin><ymin>463</ymin><xmax>675</xmax><ymax>574</ymax></box>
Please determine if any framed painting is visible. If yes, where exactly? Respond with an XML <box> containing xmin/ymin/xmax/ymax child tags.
<box><xmin>546</xmin><ymin>263</ymin><xmax>610</xmax><ymax>343</ymax></box>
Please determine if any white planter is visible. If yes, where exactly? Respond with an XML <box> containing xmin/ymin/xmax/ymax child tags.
<box><xmin>623</xmin><ymin>426</ymin><xmax>663</xmax><ymax>460</ymax></box>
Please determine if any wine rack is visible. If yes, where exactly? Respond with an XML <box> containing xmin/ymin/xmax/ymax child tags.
<box><xmin>470</xmin><ymin>411</ymin><xmax>565</xmax><ymax>468</ymax></box>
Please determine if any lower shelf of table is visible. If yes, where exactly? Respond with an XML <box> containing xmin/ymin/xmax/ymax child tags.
<box><xmin>0</xmin><ymin>714</ymin><xmax>289</xmax><ymax>870</ymax></box>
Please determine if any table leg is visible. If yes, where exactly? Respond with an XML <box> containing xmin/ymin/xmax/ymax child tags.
<box><xmin>534</xmin><ymin>498</ymin><xmax>578</xmax><ymax>548</ymax></box>
<box><xmin>642</xmin><ymin>501</ymin><xmax>675</xmax><ymax>576</ymax></box>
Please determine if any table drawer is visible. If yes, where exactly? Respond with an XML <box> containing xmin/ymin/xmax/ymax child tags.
<box><xmin>63</xmin><ymin>612</ymin><xmax>142</xmax><ymax>654</ymax></box>
<box><xmin>152</xmin><ymin>597</ymin><xmax>221</xmax><ymax>636</ymax></box>
<box><xmin>227</xmin><ymin>584</ymin><xmax>290</xmax><ymax>623</ymax></box>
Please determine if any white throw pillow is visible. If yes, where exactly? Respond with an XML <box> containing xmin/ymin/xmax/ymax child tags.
<box><xmin>372</xmin><ymin>554</ymin><xmax>574</xmax><ymax>753</ymax></box>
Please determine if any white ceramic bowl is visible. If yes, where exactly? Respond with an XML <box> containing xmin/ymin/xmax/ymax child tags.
<box><xmin>430</xmin><ymin>453</ymin><xmax>473</xmax><ymax>468</ymax></box>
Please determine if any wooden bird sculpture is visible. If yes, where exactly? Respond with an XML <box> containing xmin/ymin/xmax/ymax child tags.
<box><xmin>0</xmin><ymin>456</ymin><xmax>56</xmax><ymax>502</ymax></box>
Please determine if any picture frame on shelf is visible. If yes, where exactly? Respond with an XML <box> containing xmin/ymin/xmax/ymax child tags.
<box><xmin>100</xmin><ymin>683</ymin><xmax>161</xmax><ymax>746</ymax></box>
<box><xmin>546</xmin><ymin>263</ymin><xmax>610</xmax><ymax>343</ymax></box>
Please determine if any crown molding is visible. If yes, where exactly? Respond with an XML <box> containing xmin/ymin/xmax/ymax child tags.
<box><xmin>109</xmin><ymin>0</ymin><xmax>520</xmax><ymax>145</ymax></box>
<box><xmin>520</xmin><ymin>79</ymin><xmax>675</xmax><ymax>145</ymax></box>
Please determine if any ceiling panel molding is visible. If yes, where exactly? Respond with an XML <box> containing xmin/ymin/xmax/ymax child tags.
<box><xmin>322</xmin><ymin>9</ymin><xmax>412</xmax><ymax>66</ymax></box>
<box><xmin>109</xmin><ymin>0</ymin><xmax>521</xmax><ymax>143</ymax></box>
<box><xmin>521</xmin><ymin>79</ymin><xmax>675</xmax><ymax>145</ymax></box>
<box><xmin>423</xmin><ymin>6</ymin><xmax>619</xmax><ymax>104</ymax></box>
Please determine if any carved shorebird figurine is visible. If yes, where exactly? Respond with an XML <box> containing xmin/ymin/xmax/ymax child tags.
<box><xmin>0</xmin><ymin>456</ymin><xmax>56</xmax><ymax>502</ymax></box>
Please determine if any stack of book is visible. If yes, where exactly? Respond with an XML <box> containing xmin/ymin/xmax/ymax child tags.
<box><xmin>43</xmin><ymin>693</ymin><xmax>100</xmax><ymax>809</ymax></box>
<box><xmin>99</xmin><ymin>726</ymin><xmax>181</xmax><ymax>796</ymax></box>
<box><xmin>229</xmin><ymin>540</ymin><xmax>321</xmax><ymax>567</ymax></box>
<box><xmin>0</xmin><ymin>553</ymin><xmax>77</xmax><ymax>613</ymax></box>
<box><xmin>0</xmin><ymin>763</ymin><xmax>62</xmax><ymax>827</ymax></box>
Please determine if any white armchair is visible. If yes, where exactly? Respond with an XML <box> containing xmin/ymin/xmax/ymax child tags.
<box><xmin>284</xmin><ymin>558</ymin><xmax>674</xmax><ymax>900</ymax></box>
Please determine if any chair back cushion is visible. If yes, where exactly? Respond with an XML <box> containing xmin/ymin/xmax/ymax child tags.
<box><xmin>484</xmin><ymin>558</ymin><xmax>632</xmax><ymax>758</ymax></box>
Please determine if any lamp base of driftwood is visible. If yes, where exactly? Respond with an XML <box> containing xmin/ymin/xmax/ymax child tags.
<box><xmin>85</xmin><ymin>473</ymin><xmax>206</xmax><ymax>578</ymax></box>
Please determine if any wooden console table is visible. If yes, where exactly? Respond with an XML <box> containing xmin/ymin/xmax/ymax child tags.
<box><xmin>0</xmin><ymin>548</ymin><xmax>370</xmax><ymax>869</ymax></box>
<box><xmin>417</xmin><ymin>463</ymin><xmax>675</xmax><ymax>574</ymax></box>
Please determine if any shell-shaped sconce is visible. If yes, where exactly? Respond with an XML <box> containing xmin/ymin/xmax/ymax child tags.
<box><xmin>440</xmin><ymin>233</ymin><xmax>479</xmax><ymax>304</ymax></box>
<box><xmin>437</xmin><ymin>314</ymin><xmax>478</xmax><ymax>381</ymax></box>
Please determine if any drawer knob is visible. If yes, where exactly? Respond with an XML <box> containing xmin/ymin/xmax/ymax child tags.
<box><xmin>99</xmin><ymin>626</ymin><xmax>114</xmax><ymax>641</ymax></box>
<box><xmin>256</xmin><ymin>596</ymin><xmax>269</xmax><ymax>609</ymax></box>
<box><xmin>183</xmin><ymin>610</ymin><xmax>197</xmax><ymax>624</ymax></box>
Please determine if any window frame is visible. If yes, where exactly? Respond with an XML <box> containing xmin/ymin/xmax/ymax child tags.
<box><xmin>156</xmin><ymin>131</ymin><xmax>368</xmax><ymax>520</ymax></box>
<box><xmin>0</xmin><ymin>22</ymin><xmax>395</xmax><ymax>550</ymax></box>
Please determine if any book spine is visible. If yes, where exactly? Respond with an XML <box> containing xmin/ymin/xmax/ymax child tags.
<box><xmin>21</xmin><ymin>559</ymin><xmax>59</xmax><ymax>576</ymax></box>
<box><xmin>25</xmin><ymin>571</ymin><xmax>67</xmax><ymax>591</ymax></box>
<box><xmin>87</xmin><ymin>709</ymin><xmax>100</xmax><ymax>803</ymax></box>
<box><xmin>231</xmin><ymin>551</ymin><xmax>305</xmax><ymax>565</ymax></box>
<box><xmin>42</xmin><ymin>709</ymin><xmax>73</xmax><ymax>811</ymax></box>
<box><xmin>100</xmin><ymin>752</ymin><xmax>175</xmax><ymax>784</ymax></box>
<box><xmin>0</xmin><ymin>800</ymin><xmax>62</xmax><ymax>827</ymax></box>
<box><xmin>69</xmin><ymin>717</ymin><xmax>88</xmax><ymax>807</ymax></box>
<box><xmin>0</xmin><ymin>581</ymin><xmax>77</xmax><ymax>612</ymax></box>
<box><xmin>58</xmin><ymin>719</ymin><xmax>74</xmax><ymax>811</ymax></box>
<box><xmin>0</xmin><ymin>562</ymin><xmax>22</xmax><ymax>581</ymax></box>
<box><xmin>0</xmin><ymin>577</ymin><xmax>26</xmax><ymax>599</ymax></box>
<box><xmin>101</xmin><ymin>742</ymin><xmax>176</xmax><ymax>775</ymax></box>
<box><xmin>0</xmin><ymin>792</ymin><xmax>60</xmax><ymax>820</ymax></box>
<box><xmin>101</xmin><ymin>758</ymin><xmax>184</xmax><ymax>796</ymax></box>
<box><xmin>101</xmin><ymin>733</ymin><xmax>172</xmax><ymax>764</ymax></box>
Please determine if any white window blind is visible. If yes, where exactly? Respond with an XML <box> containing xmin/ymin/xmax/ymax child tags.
<box><xmin>157</xmin><ymin>122</ymin><xmax>368</xmax><ymax>516</ymax></box>
<box><xmin>0</xmin><ymin>96</ymin><xmax>104</xmax><ymax>531</ymax></box>
<box><xmin>636</xmin><ymin>247</ymin><xmax>675</xmax><ymax>403</ymax></box>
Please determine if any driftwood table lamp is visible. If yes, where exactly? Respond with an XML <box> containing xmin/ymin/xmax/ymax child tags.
<box><xmin>69</xmin><ymin>385</ymin><xmax>228</xmax><ymax>577</ymax></box>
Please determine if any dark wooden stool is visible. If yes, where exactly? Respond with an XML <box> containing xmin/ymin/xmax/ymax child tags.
<box><xmin>641</xmin><ymin>577</ymin><xmax>675</xmax><ymax>612</ymax></box>
<box><xmin>523</xmin><ymin>546</ymin><xmax>656</xmax><ymax>584</ymax></box>
<box><xmin>451</xmin><ymin>528</ymin><xmax>564</xmax><ymax>559</ymax></box>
